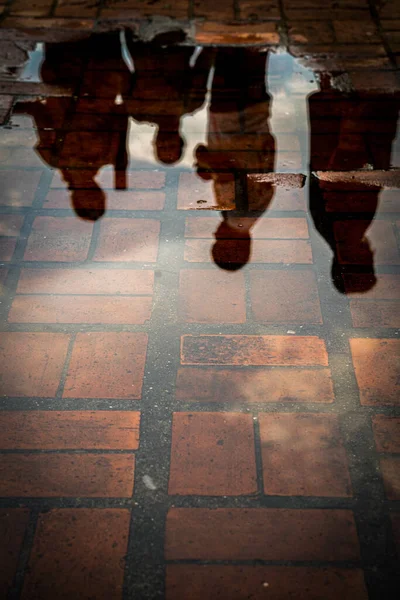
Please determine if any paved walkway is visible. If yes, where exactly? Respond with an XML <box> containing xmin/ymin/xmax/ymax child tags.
<box><xmin>0</xmin><ymin>3</ymin><xmax>400</xmax><ymax>600</ymax></box>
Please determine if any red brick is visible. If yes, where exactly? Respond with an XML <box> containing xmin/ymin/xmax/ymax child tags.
<box><xmin>343</xmin><ymin>274</ymin><xmax>400</xmax><ymax>298</ymax></box>
<box><xmin>44</xmin><ymin>189</ymin><xmax>165</xmax><ymax>210</ymax></box>
<box><xmin>169</xmin><ymin>412</ymin><xmax>257</xmax><ymax>496</ymax></box>
<box><xmin>380</xmin><ymin>457</ymin><xmax>400</xmax><ymax>500</ymax></box>
<box><xmin>182</xmin><ymin>335</ymin><xmax>328</xmax><ymax>366</ymax></box>
<box><xmin>185</xmin><ymin>238</ymin><xmax>312</xmax><ymax>263</ymax></box>
<box><xmin>195</xmin><ymin>22</ymin><xmax>279</xmax><ymax>44</ymax></box>
<box><xmin>334</xmin><ymin>221</ymin><xmax>399</xmax><ymax>265</ymax></box>
<box><xmin>193</xmin><ymin>0</ymin><xmax>234</xmax><ymax>19</ymax></box>
<box><xmin>166</xmin><ymin>565</ymin><xmax>368</xmax><ymax>600</ymax></box>
<box><xmin>0</xmin><ymin>214</ymin><xmax>24</xmax><ymax>237</ymax></box>
<box><xmin>0</xmin><ymin>453</ymin><xmax>134</xmax><ymax>497</ymax></box>
<box><xmin>0</xmin><ymin>411</ymin><xmax>140</xmax><ymax>450</ymax></box>
<box><xmin>50</xmin><ymin>169</ymin><xmax>165</xmax><ymax>190</ymax></box>
<box><xmin>289</xmin><ymin>21</ymin><xmax>335</xmax><ymax>44</ymax></box>
<box><xmin>185</xmin><ymin>217</ymin><xmax>309</xmax><ymax>239</ymax></box>
<box><xmin>9</xmin><ymin>295</ymin><xmax>152</xmax><ymax>324</ymax></box>
<box><xmin>176</xmin><ymin>367</ymin><xmax>334</xmax><ymax>403</ymax></box>
<box><xmin>22</xmin><ymin>509</ymin><xmax>129</xmax><ymax>600</ymax></box>
<box><xmin>333</xmin><ymin>20</ymin><xmax>380</xmax><ymax>43</ymax></box>
<box><xmin>24</xmin><ymin>217</ymin><xmax>93</xmax><ymax>262</ymax></box>
<box><xmin>101</xmin><ymin>0</ymin><xmax>188</xmax><ymax>18</ymax></box>
<box><xmin>55</xmin><ymin>0</ymin><xmax>98</xmax><ymax>17</ymax></box>
<box><xmin>259</xmin><ymin>413</ymin><xmax>352</xmax><ymax>497</ymax></box>
<box><xmin>93</xmin><ymin>219</ymin><xmax>160</xmax><ymax>262</ymax></box>
<box><xmin>0</xmin><ymin>238</ymin><xmax>16</xmax><ymax>261</ymax></box>
<box><xmin>373</xmin><ymin>416</ymin><xmax>400</xmax><ymax>453</ymax></box>
<box><xmin>10</xmin><ymin>0</ymin><xmax>52</xmax><ymax>16</ymax></box>
<box><xmin>0</xmin><ymin>509</ymin><xmax>30</xmax><ymax>597</ymax></box>
<box><xmin>17</xmin><ymin>268</ymin><xmax>154</xmax><ymax>295</ymax></box>
<box><xmin>165</xmin><ymin>508</ymin><xmax>360</xmax><ymax>560</ymax></box>
<box><xmin>177</xmin><ymin>172</ymin><xmax>235</xmax><ymax>210</ymax></box>
<box><xmin>179</xmin><ymin>269</ymin><xmax>246</xmax><ymax>323</ymax></box>
<box><xmin>0</xmin><ymin>332</ymin><xmax>69</xmax><ymax>397</ymax></box>
<box><xmin>350</xmin><ymin>339</ymin><xmax>400</xmax><ymax>406</ymax></box>
<box><xmin>239</xmin><ymin>0</ymin><xmax>280</xmax><ymax>20</ymax></box>
<box><xmin>349</xmin><ymin>300</ymin><xmax>400</xmax><ymax>328</ymax></box>
<box><xmin>0</xmin><ymin>169</ymin><xmax>42</xmax><ymax>207</ymax></box>
<box><xmin>64</xmin><ymin>332</ymin><xmax>147</xmax><ymax>399</ymax></box>
<box><xmin>250</xmin><ymin>270</ymin><xmax>322</xmax><ymax>324</ymax></box>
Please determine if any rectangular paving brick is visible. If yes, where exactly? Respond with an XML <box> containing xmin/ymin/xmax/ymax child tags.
<box><xmin>22</xmin><ymin>509</ymin><xmax>130</xmax><ymax>600</ymax></box>
<box><xmin>0</xmin><ymin>169</ymin><xmax>42</xmax><ymax>206</ymax></box>
<box><xmin>350</xmin><ymin>339</ymin><xmax>399</xmax><ymax>406</ymax></box>
<box><xmin>343</xmin><ymin>274</ymin><xmax>400</xmax><ymax>298</ymax></box>
<box><xmin>63</xmin><ymin>332</ymin><xmax>148</xmax><ymax>399</ymax></box>
<box><xmin>93</xmin><ymin>218</ymin><xmax>160</xmax><ymax>262</ymax></box>
<box><xmin>176</xmin><ymin>367</ymin><xmax>334</xmax><ymax>403</ymax></box>
<box><xmin>0</xmin><ymin>214</ymin><xmax>24</xmax><ymax>237</ymax></box>
<box><xmin>165</xmin><ymin>508</ymin><xmax>360</xmax><ymax>561</ymax></box>
<box><xmin>181</xmin><ymin>335</ymin><xmax>329</xmax><ymax>366</ymax></box>
<box><xmin>0</xmin><ymin>411</ymin><xmax>140</xmax><ymax>450</ymax></box>
<box><xmin>50</xmin><ymin>169</ymin><xmax>165</xmax><ymax>189</ymax></box>
<box><xmin>24</xmin><ymin>217</ymin><xmax>93</xmax><ymax>262</ymax></box>
<box><xmin>179</xmin><ymin>269</ymin><xmax>246</xmax><ymax>323</ymax></box>
<box><xmin>0</xmin><ymin>509</ymin><xmax>30</xmax><ymax>598</ymax></box>
<box><xmin>166</xmin><ymin>565</ymin><xmax>368</xmax><ymax>600</ymax></box>
<box><xmin>169</xmin><ymin>412</ymin><xmax>257</xmax><ymax>496</ymax></box>
<box><xmin>349</xmin><ymin>300</ymin><xmax>400</xmax><ymax>328</ymax></box>
<box><xmin>250</xmin><ymin>270</ymin><xmax>322</xmax><ymax>324</ymax></box>
<box><xmin>373</xmin><ymin>416</ymin><xmax>400</xmax><ymax>453</ymax></box>
<box><xmin>0</xmin><ymin>237</ymin><xmax>16</xmax><ymax>261</ymax></box>
<box><xmin>259</xmin><ymin>413</ymin><xmax>352</xmax><ymax>497</ymax></box>
<box><xmin>0</xmin><ymin>454</ymin><xmax>135</xmax><ymax>497</ymax></box>
<box><xmin>0</xmin><ymin>332</ymin><xmax>69</xmax><ymax>397</ymax></box>
<box><xmin>17</xmin><ymin>268</ymin><xmax>154</xmax><ymax>295</ymax></box>
<box><xmin>9</xmin><ymin>295</ymin><xmax>152</xmax><ymax>324</ymax></box>
<box><xmin>177</xmin><ymin>172</ymin><xmax>235</xmax><ymax>210</ymax></box>
<box><xmin>185</xmin><ymin>217</ymin><xmax>309</xmax><ymax>239</ymax></box>
<box><xmin>44</xmin><ymin>189</ymin><xmax>165</xmax><ymax>210</ymax></box>
<box><xmin>380</xmin><ymin>457</ymin><xmax>400</xmax><ymax>500</ymax></box>
<box><xmin>184</xmin><ymin>238</ymin><xmax>313</xmax><ymax>264</ymax></box>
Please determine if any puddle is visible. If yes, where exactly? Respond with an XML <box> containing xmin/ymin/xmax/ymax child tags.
<box><xmin>0</xmin><ymin>31</ymin><xmax>399</xmax><ymax>600</ymax></box>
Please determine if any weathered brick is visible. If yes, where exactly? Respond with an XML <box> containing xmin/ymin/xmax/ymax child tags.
<box><xmin>176</xmin><ymin>367</ymin><xmax>334</xmax><ymax>403</ymax></box>
<box><xmin>0</xmin><ymin>411</ymin><xmax>140</xmax><ymax>450</ymax></box>
<box><xmin>181</xmin><ymin>335</ymin><xmax>328</xmax><ymax>366</ymax></box>
<box><xmin>24</xmin><ymin>217</ymin><xmax>93</xmax><ymax>262</ymax></box>
<box><xmin>166</xmin><ymin>508</ymin><xmax>360</xmax><ymax>560</ymax></box>
<box><xmin>0</xmin><ymin>453</ymin><xmax>135</xmax><ymax>497</ymax></box>
<box><xmin>169</xmin><ymin>412</ymin><xmax>257</xmax><ymax>496</ymax></box>
<box><xmin>22</xmin><ymin>509</ymin><xmax>130</xmax><ymax>600</ymax></box>
<box><xmin>63</xmin><ymin>332</ymin><xmax>148</xmax><ymax>399</ymax></box>
<box><xmin>259</xmin><ymin>413</ymin><xmax>352</xmax><ymax>497</ymax></box>
<box><xmin>94</xmin><ymin>218</ymin><xmax>160</xmax><ymax>262</ymax></box>
<box><xmin>0</xmin><ymin>509</ymin><xmax>30</xmax><ymax>598</ymax></box>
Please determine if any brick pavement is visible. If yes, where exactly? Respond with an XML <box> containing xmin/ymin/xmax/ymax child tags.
<box><xmin>0</xmin><ymin>4</ymin><xmax>400</xmax><ymax>600</ymax></box>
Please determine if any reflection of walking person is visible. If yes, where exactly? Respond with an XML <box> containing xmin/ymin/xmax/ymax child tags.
<box><xmin>16</xmin><ymin>33</ymin><xmax>131</xmax><ymax>220</ymax></box>
<box><xmin>308</xmin><ymin>74</ymin><xmax>400</xmax><ymax>293</ymax></box>
<box><xmin>195</xmin><ymin>47</ymin><xmax>276</xmax><ymax>269</ymax></box>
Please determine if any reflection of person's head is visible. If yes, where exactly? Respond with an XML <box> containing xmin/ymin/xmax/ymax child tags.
<box><xmin>155</xmin><ymin>130</ymin><xmax>184</xmax><ymax>164</ymax></box>
<box><xmin>212</xmin><ymin>221</ymin><xmax>251</xmax><ymax>271</ymax></box>
<box><xmin>71</xmin><ymin>187</ymin><xmax>105</xmax><ymax>221</ymax></box>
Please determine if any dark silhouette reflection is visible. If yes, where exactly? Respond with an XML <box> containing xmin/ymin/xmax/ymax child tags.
<box><xmin>308</xmin><ymin>74</ymin><xmax>399</xmax><ymax>293</ymax></box>
<box><xmin>17</xmin><ymin>33</ymin><xmax>132</xmax><ymax>220</ymax></box>
<box><xmin>125</xmin><ymin>39</ymin><xmax>213</xmax><ymax>165</ymax></box>
<box><xmin>195</xmin><ymin>47</ymin><xmax>275</xmax><ymax>270</ymax></box>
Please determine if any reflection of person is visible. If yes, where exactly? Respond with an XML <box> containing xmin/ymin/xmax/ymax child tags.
<box><xmin>195</xmin><ymin>47</ymin><xmax>275</xmax><ymax>269</ymax></box>
<box><xmin>17</xmin><ymin>33</ymin><xmax>131</xmax><ymax>220</ymax></box>
<box><xmin>126</xmin><ymin>40</ymin><xmax>214</xmax><ymax>165</ymax></box>
<box><xmin>308</xmin><ymin>74</ymin><xmax>399</xmax><ymax>293</ymax></box>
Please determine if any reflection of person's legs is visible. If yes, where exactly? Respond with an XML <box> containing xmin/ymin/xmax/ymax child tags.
<box><xmin>196</xmin><ymin>47</ymin><xmax>275</xmax><ymax>269</ymax></box>
<box><xmin>309</xmin><ymin>82</ymin><xmax>399</xmax><ymax>293</ymax></box>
